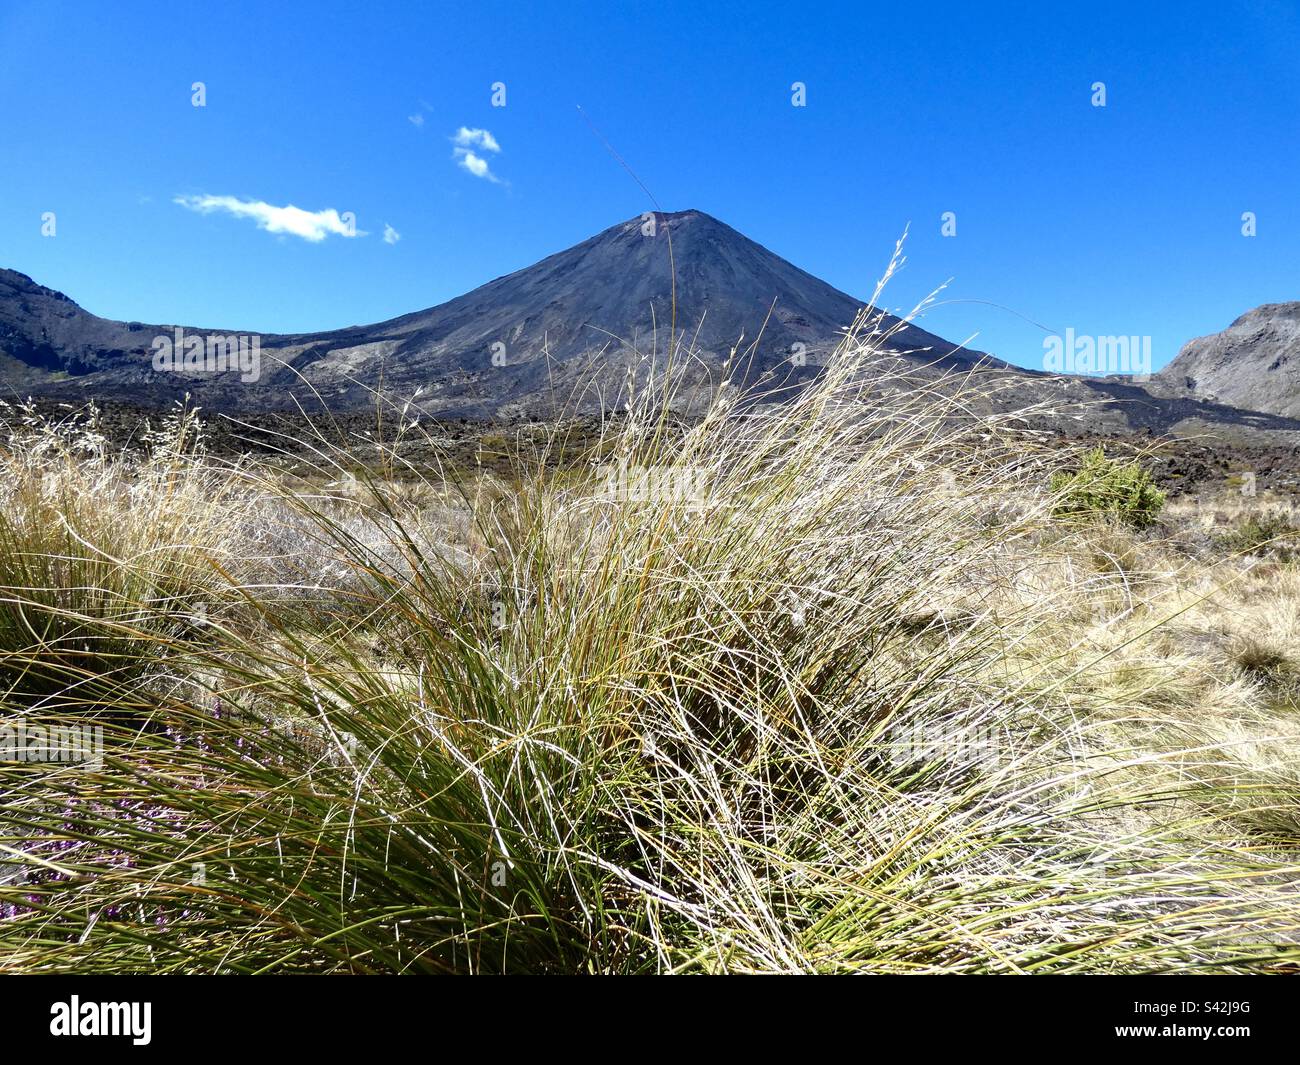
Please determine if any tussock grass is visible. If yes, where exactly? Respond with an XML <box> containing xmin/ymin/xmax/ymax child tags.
<box><xmin>1</xmin><ymin>290</ymin><xmax>1298</xmax><ymax>972</ymax></box>
<box><xmin>0</xmin><ymin>402</ymin><xmax>253</xmax><ymax>706</ymax></box>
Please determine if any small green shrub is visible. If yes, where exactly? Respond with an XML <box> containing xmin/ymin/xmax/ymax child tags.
<box><xmin>1049</xmin><ymin>448</ymin><xmax>1165</xmax><ymax>528</ymax></box>
<box><xmin>1217</xmin><ymin>509</ymin><xmax>1300</xmax><ymax>559</ymax></box>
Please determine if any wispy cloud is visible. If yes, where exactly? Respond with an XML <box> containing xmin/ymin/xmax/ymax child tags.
<box><xmin>451</xmin><ymin>127</ymin><xmax>500</xmax><ymax>153</ymax></box>
<box><xmin>383</xmin><ymin>223</ymin><xmax>401</xmax><ymax>245</ymax></box>
<box><xmin>408</xmin><ymin>100</ymin><xmax>434</xmax><ymax>128</ymax></box>
<box><xmin>174</xmin><ymin>194</ymin><xmax>363</xmax><ymax>242</ymax></box>
<box><xmin>455</xmin><ymin>150</ymin><xmax>501</xmax><ymax>182</ymax></box>
<box><xmin>449</xmin><ymin>127</ymin><xmax>504</xmax><ymax>183</ymax></box>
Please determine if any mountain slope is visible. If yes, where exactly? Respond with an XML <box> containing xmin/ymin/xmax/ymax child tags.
<box><xmin>0</xmin><ymin>211</ymin><xmax>986</xmax><ymax>417</ymax></box>
<box><xmin>1157</xmin><ymin>303</ymin><xmax>1300</xmax><ymax>419</ymax></box>
<box><xmin>11</xmin><ymin>212</ymin><xmax>1300</xmax><ymax>449</ymax></box>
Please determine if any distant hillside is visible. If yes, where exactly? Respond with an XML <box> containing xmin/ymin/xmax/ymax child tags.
<box><xmin>8</xmin><ymin>212</ymin><xmax>1300</xmax><ymax>448</ymax></box>
<box><xmin>1158</xmin><ymin>303</ymin><xmax>1300</xmax><ymax>419</ymax></box>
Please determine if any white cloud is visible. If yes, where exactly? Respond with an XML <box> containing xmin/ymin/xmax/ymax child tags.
<box><xmin>408</xmin><ymin>113</ymin><xmax>425</xmax><ymax>127</ymax></box>
<box><xmin>383</xmin><ymin>223</ymin><xmax>401</xmax><ymax>245</ymax></box>
<box><xmin>454</xmin><ymin>149</ymin><xmax>502</xmax><ymax>182</ymax></box>
<box><xmin>174</xmin><ymin>194</ymin><xmax>363</xmax><ymax>242</ymax></box>
<box><xmin>451</xmin><ymin>127</ymin><xmax>500</xmax><ymax>153</ymax></box>
<box><xmin>449</xmin><ymin>127</ymin><xmax>504</xmax><ymax>183</ymax></box>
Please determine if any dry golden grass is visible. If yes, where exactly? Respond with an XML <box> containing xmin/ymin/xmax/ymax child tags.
<box><xmin>0</xmin><ymin>295</ymin><xmax>1298</xmax><ymax>972</ymax></box>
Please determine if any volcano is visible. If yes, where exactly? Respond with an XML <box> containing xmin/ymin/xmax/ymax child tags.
<box><xmin>0</xmin><ymin>210</ymin><xmax>987</xmax><ymax>417</ymax></box>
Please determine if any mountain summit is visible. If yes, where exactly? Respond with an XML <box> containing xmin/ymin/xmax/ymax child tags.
<box><xmin>0</xmin><ymin>211</ymin><xmax>984</xmax><ymax>417</ymax></box>
<box><xmin>1157</xmin><ymin>303</ymin><xmax>1300</xmax><ymax>419</ymax></box>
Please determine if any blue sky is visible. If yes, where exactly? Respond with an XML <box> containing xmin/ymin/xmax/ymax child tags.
<box><xmin>2</xmin><ymin>0</ymin><xmax>1298</xmax><ymax>372</ymax></box>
